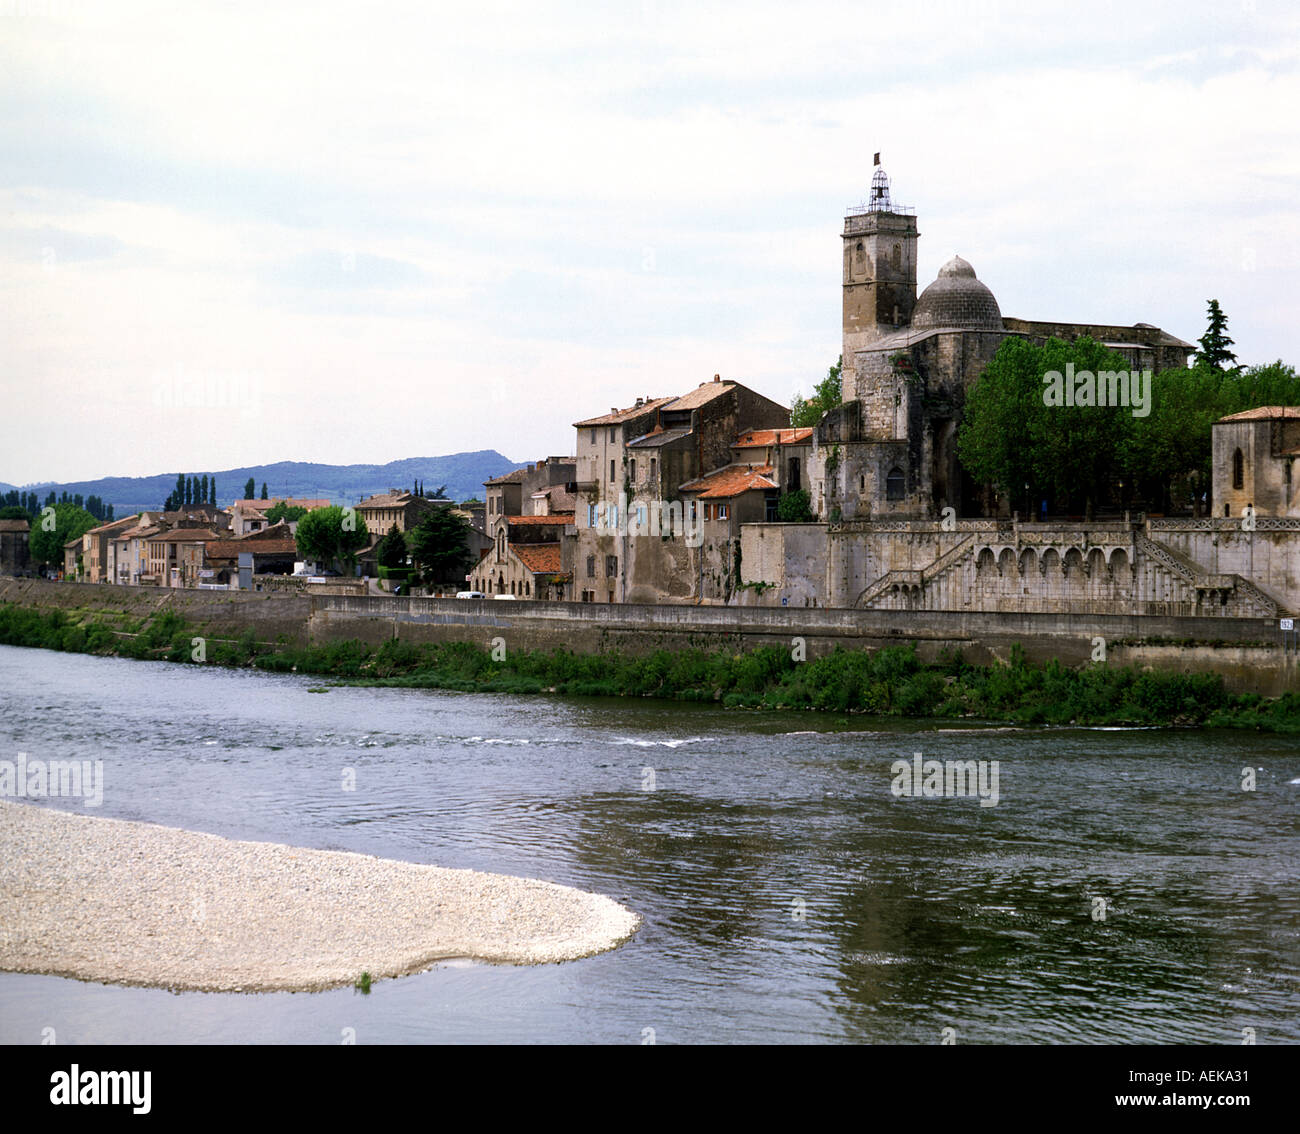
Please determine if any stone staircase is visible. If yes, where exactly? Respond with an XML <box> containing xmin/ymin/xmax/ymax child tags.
<box><xmin>1137</xmin><ymin>535</ymin><xmax>1285</xmax><ymax>617</ymax></box>
<box><xmin>855</xmin><ymin>535</ymin><xmax>974</xmax><ymax>608</ymax></box>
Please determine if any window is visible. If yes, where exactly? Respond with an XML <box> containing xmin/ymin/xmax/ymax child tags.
<box><xmin>766</xmin><ymin>496</ymin><xmax>778</xmax><ymax>522</ymax></box>
<box><xmin>636</xmin><ymin>504</ymin><xmax>647</xmax><ymax>526</ymax></box>
<box><xmin>609</xmin><ymin>504</ymin><xmax>618</xmax><ymax>528</ymax></box>
<box><xmin>703</xmin><ymin>503</ymin><xmax>711</xmax><ymax>520</ymax></box>
<box><xmin>886</xmin><ymin>466</ymin><xmax>905</xmax><ymax>502</ymax></box>
<box><xmin>590</xmin><ymin>430</ymin><xmax>595</xmax><ymax>445</ymax></box>
<box><xmin>586</xmin><ymin>555</ymin><xmax>595</xmax><ymax>578</ymax></box>
<box><xmin>650</xmin><ymin>457</ymin><xmax>656</xmax><ymax>481</ymax></box>
<box><xmin>1233</xmin><ymin>448</ymin><xmax>1244</xmax><ymax>490</ymax></box>
<box><xmin>788</xmin><ymin>457</ymin><xmax>800</xmax><ymax>492</ymax></box>
<box><xmin>610</xmin><ymin>459</ymin><xmax>616</xmax><ymax>482</ymax></box>
<box><xmin>609</xmin><ymin>428</ymin><xmax>616</xmax><ymax>442</ymax></box>
<box><xmin>605</xmin><ymin>554</ymin><xmax>618</xmax><ymax>578</ymax></box>
<box><xmin>688</xmin><ymin>500</ymin><xmax>697</xmax><ymax>521</ymax></box>
<box><xmin>718</xmin><ymin>503</ymin><xmax>728</xmax><ymax>520</ymax></box>
<box><xmin>588</xmin><ymin>503</ymin><xmax>597</xmax><ymax>527</ymax></box>
<box><xmin>630</xmin><ymin>459</ymin><xmax>636</xmax><ymax>481</ymax></box>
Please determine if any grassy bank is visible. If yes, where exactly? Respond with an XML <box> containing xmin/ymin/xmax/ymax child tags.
<box><xmin>2</xmin><ymin>601</ymin><xmax>1298</xmax><ymax>731</ymax></box>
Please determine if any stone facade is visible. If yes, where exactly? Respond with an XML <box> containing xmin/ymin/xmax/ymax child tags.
<box><xmin>1212</xmin><ymin>407</ymin><xmax>1300</xmax><ymax>520</ymax></box>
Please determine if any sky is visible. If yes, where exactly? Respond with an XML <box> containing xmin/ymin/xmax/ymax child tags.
<box><xmin>2</xmin><ymin>0</ymin><xmax>1297</xmax><ymax>484</ymax></box>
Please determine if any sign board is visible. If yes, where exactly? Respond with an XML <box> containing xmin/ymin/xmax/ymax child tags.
<box><xmin>1282</xmin><ymin>618</ymin><xmax>1294</xmax><ymax>631</ymax></box>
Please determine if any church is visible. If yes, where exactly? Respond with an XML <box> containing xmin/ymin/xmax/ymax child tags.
<box><xmin>812</xmin><ymin>161</ymin><xmax>1194</xmax><ymax>521</ymax></box>
<box><xmin>738</xmin><ymin>164</ymin><xmax>1298</xmax><ymax>618</ymax></box>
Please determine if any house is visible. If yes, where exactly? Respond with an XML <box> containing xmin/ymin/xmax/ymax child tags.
<box><xmin>355</xmin><ymin>491</ymin><xmax>445</xmax><ymax>536</ymax></box>
<box><xmin>79</xmin><ymin>515</ymin><xmax>140</xmax><ymax>583</ymax></box>
<box><xmin>573</xmin><ymin>379</ymin><xmax>790</xmax><ymax>603</ymax></box>
<box><xmin>229</xmin><ymin>498</ymin><xmax>328</xmax><ymax>536</ymax></box>
<box><xmin>468</xmin><ymin>514</ymin><xmax>572</xmax><ymax>599</ymax></box>
<box><xmin>146</xmin><ymin>527</ymin><xmax>220</xmax><ymax>588</ymax></box>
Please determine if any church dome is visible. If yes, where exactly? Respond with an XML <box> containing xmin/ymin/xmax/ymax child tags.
<box><xmin>911</xmin><ymin>255</ymin><xmax>1003</xmax><ymax>330</ymax></box>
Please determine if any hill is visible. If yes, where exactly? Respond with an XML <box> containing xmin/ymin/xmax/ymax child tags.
<box><xmin>5</xmin><ymin>451</ymin><xmax>528</xmax><ymax>515</ymax></box>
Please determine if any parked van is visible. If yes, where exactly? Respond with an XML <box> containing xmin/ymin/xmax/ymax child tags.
<box><xmin>455</xmin><ymin>590</ymin><xmax>486</xmax><ymax>599</ymax></box>
<box><xmin>492</xmin><ymin>593</ymin><xmax>518</xmax><ymax>600</ymax></box>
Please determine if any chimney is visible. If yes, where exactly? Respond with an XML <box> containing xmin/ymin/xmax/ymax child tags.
<box><xmin>635</xmin><ymin>396</ymin><xmax>643</xmax><ymax>407</ymax></box>
<box><xmin>714</xmin><ymin>374</ymin><xmax>720</xmax><ymax>382</ymax></box>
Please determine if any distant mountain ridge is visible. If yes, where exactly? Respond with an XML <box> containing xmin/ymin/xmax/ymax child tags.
<box><xmin>2</xmin><ymin>451</ymin><xmax>529</xmax><ymax>515</ymax></box>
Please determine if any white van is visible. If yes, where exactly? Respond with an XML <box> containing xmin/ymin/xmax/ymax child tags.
<box><xmin>492</xmin><ymin>593</ymin><xmax>518</xmax><ymax>600</ymax></box>
<box><xmin>455</xmin><ymin>590</ymin><xmax>486</xmax><ymax>599</ymax></box>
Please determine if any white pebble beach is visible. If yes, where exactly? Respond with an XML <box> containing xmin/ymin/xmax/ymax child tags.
<box><xmin>0</xmin><ymin>800</ymin><xmax>640</xmax><ymax>992</ymax></box>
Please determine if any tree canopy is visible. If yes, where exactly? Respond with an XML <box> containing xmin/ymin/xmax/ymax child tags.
<box><xmin>376</xmin><ymin>524</ymin><xmax>409</xmax><ymax>569</ymax></box>
<box><xmin>264</xmin><ymin>501</ymin><xmax>308</xmax><ymax>525</ymax></box>
<box><xmin>406</xmin><ymin>507</ymin><xmax>473</xmax><ymax>583</ymax></box>
<box><xmin>29</xmin><ymin>502</ymin><xmax>99</xmax><ymax>569</ymax></box>
<box><xmin>294</xmin><ymin>506</ymin><xmax>369</xmax><ymax>571</ymax></box>
<box><xmin>791</xmin><ymin>356</ymin><xmax>842</xmax><ymax>428</ymax></box>
<box><xmin>1196</xmin><ymin>299</ymin><xmax>1237</xmax><ymax>371</ymax></box>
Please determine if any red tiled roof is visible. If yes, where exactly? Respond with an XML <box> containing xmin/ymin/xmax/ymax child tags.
<box><xmin>505</xmin><ymin>514</ymin><xmax>570</xmax><ymax>525</ymax></box>
<box><xmin>484</xmin><ymin>469</ymin><xmax>527</xmax><ymax>485</ymax></box>
<box><xmin>205</xmin><ymin>539</ymin><xmax>298</xmax><ymax>558</ymax></box>
<box><xmin>732</xmin><ymin>427</ymin><xmax>813</xmax><ymax>448</ymax></box>
<box><xmin>573</xmin><ymin>397</ymin><xmax>676</xmax><ymax>428</ymax></box>
<box><xmin>1216</xmin><ymin>406</ymin><xmax>1300</xmax><ymax>422</ymax></box>
<box><xmin>510</xmin><ymin>543</ymin><xmax>564</xmax><ymax>574</ymax></box>
<box><xmin>147</xmin><ymin>528</ymin><xmax>218</xmax><ymax>542</ymax></box>
<box><xmin>0</xmin><ymin>519</ymin><xmax>29</xmax><ymax>532</ymax></box>
<box><xmin>679</xmin><ymin>464</ymin><xmax>777</xmax><ymax>499</ymax></box>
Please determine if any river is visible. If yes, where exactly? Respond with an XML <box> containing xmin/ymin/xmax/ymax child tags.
<box><xmin>0</xmin><ymin>643</ymin><xmax>1296</xmax><ymax>1044</ymax></box>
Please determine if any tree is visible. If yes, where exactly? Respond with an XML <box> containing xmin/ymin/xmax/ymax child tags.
<box><xmin>790</xmin><ymin>356</ymin><xmax>842</xmax><ymax>429</ymax></box>
<box><xmin>264</xmin><ymin>501</ymin><xmax>308</xmax><ymax>525</ymax></box>
<box><xmin>776</xmin><ymin>489</ymin><xmax>814</xmax><ymax>522</ymax></box>
<box><xmin>183</xmin><ymin>477</ymin><xmax>192</xmax><ymax>507</ymax></box>
<box><xmin>430</xmin><ymin>484</ymin><xmax>449</xmax><ymax>500</ymax></box>
<box><xmin>406</xmin><ymin>508</ymin><xmax>472</xmax><ymax>583</ymax></box>
<box><xmin>209</xmin><ymin>479</ymin><xmax>217</xmax><ymax>506</ymax></box>
<box><xmin>29</xmin><ymin>502</ymin><xmax>98</xmax><ymax>570</ymax></box>
<box><xmin>0</xmin><ymin>505</ymin><xmax>28</xmax><ymax>521</ymax></box>
<box><xmin>377</xmin><ymin>524</ymin><xmax>408</xmax><ymax>569</ymax></box>
<box><xmin>294</xmin><ymin>506</ymin><xmax>369</xmax><ymax>572</ymax></box>
<box><xmin>1196</xmin><ymin>299</ymin><xmax>1237</xmax><ymax>371</ymax></box>
<box><xmin>243</xmin><ymin>477</ymin><xmax>256</xmax><ymax>500</ymax></box>
<box><xmin>958</xmin><ymin>336</ymin><xmax>1137</xmax><ymax>520</ymax></box>
<box><xmin>260</xmin><ymin>482</ymin><xmax>268</xmax><ymax>499</ymax></box>
<box><xmin>199</xmin><ymin>474</ymin><xmax>209</xmax><ymax>506</ymax></box>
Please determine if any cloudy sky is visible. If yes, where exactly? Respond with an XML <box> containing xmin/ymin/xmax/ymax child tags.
<box><xmin>2</xmin><ymin>0</ymin><xmax>1297</xmax><ymax>484</ymax></box>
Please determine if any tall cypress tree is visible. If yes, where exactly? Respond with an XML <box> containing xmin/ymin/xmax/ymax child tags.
<box><xmin>1196</xmin><ymin>299</ymin><xmax>1238</xmax><ymax>371</ymax></box>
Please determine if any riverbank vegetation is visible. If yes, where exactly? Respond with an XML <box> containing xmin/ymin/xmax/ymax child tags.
<box><xmin>1</xmin><ymin>602</ymin><xmax>1297</xmax><ymax>731</ymax></box>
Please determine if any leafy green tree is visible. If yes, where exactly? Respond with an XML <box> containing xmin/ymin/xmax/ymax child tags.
<box><xmin>294</xmin><ymin>506</ymin><xmax>369</xmax><ymax>572</ymax></box>
<box><xmin>243</xmin><ymin>477</ymin><xmax>256</xmax><ymax>500</ymax></box>
<box><xmin>776</xmin><ymin>488</ymin><xmax>814</xmax><ymax>522</ymax></box>
<box><xmin>1196</xmin><ymin>299</ymin><xmax>1237</xmax><ymax>371</ymax></box>
<box><xmin>407</xmin><ymin>507</ymin><xmax>472</xmax><ymax>583</ymax></box>
<box><xmin>0</xmin><ymin>505</ymin><xmax>28</xmax><ymax>521</ymax></box>
<box><xmin>265</xmin><ymin>501</ymin><xmax>308</xmax><ymax>525</ymax></box>
<box><xmin>377</xmin><ymin>524</ymin><xmax>409</xmax><ymax>569</ymax></box>
<box><xmin>29</xmin><ymin>502</ymin><xmax>98</xmax><ymax>569</ymax></box>
<box><xmin>959</xmin><ymin>336</ymin><xmax>1136</xmax><ymax>519</ymax></box>
<box><xmin>791</xmin><ymin>356</ymin><xmax>842</xmax><ymax>429</ymax></box>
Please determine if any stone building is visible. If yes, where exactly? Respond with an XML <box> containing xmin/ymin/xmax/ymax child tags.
<box><xmin>815</xmin><ymin>162</ymin><xmax>1194</xmax><ymax>522</ymax></box>
<box><xmin>468</xmin><ymin>514</ymin><xmax>572</xmax><ymax>599</ymax></box>
<box><xmin>0</xmin><ymin>518</ymin><xmax>31</xmax><ymax>576</ymax></box>
<box><xmin>1213</xmin><ymin>406</ymin><xmax>1300</xmax><ymax>520</ymax></box>
<box><xmin>573</xmin><ymin>378</ymin><xmax>789</xmax><ymax>603</ymax></box>
<box><xmin>731</xmin><ymin>164</ymin><xmax>1296</xmax><ymax>618</ymax></box>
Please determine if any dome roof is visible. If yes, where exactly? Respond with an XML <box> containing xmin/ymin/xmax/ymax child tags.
<box><xmin>911</xmin><ymin>255</ymin><xmax>1002</xmax><ymax>331</ymax></box>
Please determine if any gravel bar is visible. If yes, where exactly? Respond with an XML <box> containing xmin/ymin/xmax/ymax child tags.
<box><xmin>0</xmin><ymin>800</ymin><xmax>640</xmax><ymax>992</ymax></box>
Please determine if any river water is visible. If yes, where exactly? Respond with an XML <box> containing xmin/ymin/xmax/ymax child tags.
<box><xmin>0</xmin><ymin>643</ymin><xmax>1296</xmax><ymax>1044</ymax></box>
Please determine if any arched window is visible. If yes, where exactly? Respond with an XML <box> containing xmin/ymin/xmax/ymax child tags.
<box><xmin>886</xmin><ymin>466</ymin><xmax>905</xmax><ymax>501</ymax></box>
<box><xmin>1232</xmin><ymin>448</ymin><xmax>1244</xmax><ymax>490</ymax></box>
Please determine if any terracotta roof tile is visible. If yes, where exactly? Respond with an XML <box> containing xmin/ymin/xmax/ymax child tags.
<box><xmin>0</xmin><ymin>519</ymin><xmax>30</xmax><ymax>532</ymax></box>
<box><xmin>505</xmin><ymin>514</ymin><xmax>570</xmax><ymax>525</ymax></box>
<box><xmin>573</xmin><ymin>397</ymin><xmax>676</xmax><ymax>428</ymax></box>
<box><xmin>1216</xmin><ymin>406</ymin><xmax>1300</xmax><ymax>422</ymax></box>
<box><xmin>484</xmin><ymin>469</ymin><xmax>528</xmax><ymax>485</ymax></box>
<box><xmin>732</xmin><ymin>427</ymin><xmax>812</xmax><ymax>448</ymax></box>
<box><xmin>679</xmin><ymin>464</ymin><xmax>777</xmax><ymax>499</ymax></box>
<box><xmin>510</xmin><ymin>543</ymin><xmax>564</xmax><ymax>574</ymax></box>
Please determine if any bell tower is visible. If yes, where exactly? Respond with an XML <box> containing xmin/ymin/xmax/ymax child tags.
<box><xmin>842</xmin><ymin>157</ymin><xmax>919</xmax><ymax>364</ymax></box>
